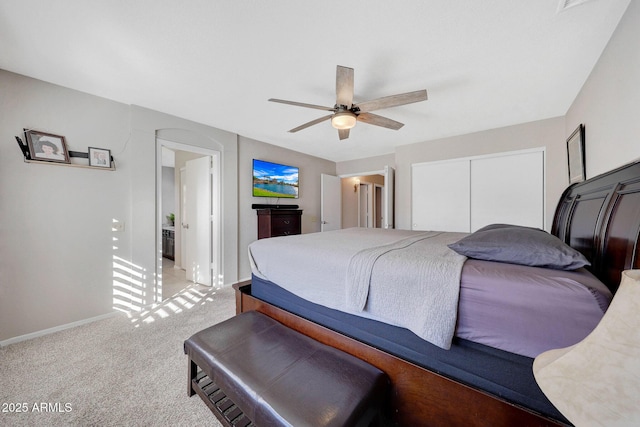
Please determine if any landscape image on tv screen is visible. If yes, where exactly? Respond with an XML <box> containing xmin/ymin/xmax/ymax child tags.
<box><xmin>252</xmin><ymin>159</ymin><xmax>299</xmax><ymax>198</ymax></box>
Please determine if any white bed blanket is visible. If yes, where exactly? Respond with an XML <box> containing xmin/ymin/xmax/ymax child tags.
<box><xmin>248</xmin><ymin>228</ymin><xmax>467</xmax><ymax>349</ymax></box>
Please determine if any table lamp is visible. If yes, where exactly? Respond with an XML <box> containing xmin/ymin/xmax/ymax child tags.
<box><xmin>533</xmin><ymin>269</ymin><xmax>640</xmax><ymax>426</ymax></box>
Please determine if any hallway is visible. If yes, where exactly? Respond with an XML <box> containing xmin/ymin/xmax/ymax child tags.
<box><xmin>161</xmin><ymin>257</ymin><xmax>209</xmax><ymax>300</ymax></box>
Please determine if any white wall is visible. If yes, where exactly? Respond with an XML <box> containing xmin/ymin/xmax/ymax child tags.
<box><xmin>237</xmin><ymin>136</ymin><xmax>336</xmax><ymax>281</ymax></box>
<box><xmin>337</xmin><ymin>1</ymin><xmax>639</xmax><ymax>233</ymax></box>
<box><xmin>336</xmin><ymin>154</ymin><xmax>395</xmax><ymax>177</ymax></box>
<box><xmin>0</xmin><ymin>70</ymin><xmax>131</xmax><ymax>341</ymax></box>
<box><xmin>341</xmin><ymin>174</ymin><xmax>385</xmax><ymax>229</ymax></box>
<box><xmin>339</xmin><ymin>118</ymin><xmax>566</xmax><ymax>231</ymax></box>
<box><xmin>131</xmin><ymin>110</ymin><xmax>239</xmax><ymax>303</ymax></box>
<box><xmin>0</xmin><ymin>69</ymin><xmax>335</xmax><ymax>342</ymax></box>
<box><xmin>0</xmin><ymin>71</ymin><xmax>240</xmax><ymax>343</ymax></box>
<box><xmin>566</xmin><ymin>0</ymin><xmax>640</xmax><ymax>176</ymax></box>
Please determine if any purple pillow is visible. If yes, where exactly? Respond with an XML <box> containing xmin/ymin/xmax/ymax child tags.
<box><xmin>448</xmin><ymin>224</ymin><xmax>590</xmax><ymax>270</ymax></box>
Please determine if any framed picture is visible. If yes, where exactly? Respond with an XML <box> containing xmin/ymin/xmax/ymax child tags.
<box><xmin>567</xmin><ymin>124</ymin><xmax>585</xmax><ymax>184</ymax></box>
<box><xmin>89</xmin><ymin>147</ymin><xmax>111</xmax><ymax>168</ymax></box>
<box><xmin>24</xmin><ymin>129</ymin><xmax>70</xmax><ymax>163</ymax></box>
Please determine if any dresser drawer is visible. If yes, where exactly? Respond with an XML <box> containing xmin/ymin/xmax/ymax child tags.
<box><xmin>270</xmin><ymin>215</ymin><xmax>301</xmax><ymax>236</ymax></box>
<box><xmin>256</xmin><ymin>209</ymin><xmax>302</xmax><ymax>239</ymax></box>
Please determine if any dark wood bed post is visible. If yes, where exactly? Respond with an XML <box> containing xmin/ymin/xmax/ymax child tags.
<box><xmin>552</xmin><ymin>159</ymin><xmax>640</xmax><ymax>293</ymax></box>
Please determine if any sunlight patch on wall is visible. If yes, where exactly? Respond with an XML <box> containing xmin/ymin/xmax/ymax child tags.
<box><xmin>112</xmin><ymin>217</ymin><xmax>149</xmax><ymax>314</ymax></box>
<box><xmin>111</xmin><ymin>218</ymin><xmax>219</xmax><ymax>326</ymax></box>
<box><xmin>112</xmin><ymin>255</ymin><xmax>147</xmax><ymax>313</ymax></box>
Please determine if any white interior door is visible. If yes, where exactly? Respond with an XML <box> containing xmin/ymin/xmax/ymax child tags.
<box><xmin>185</xmin><ymin>156</ymin><xmax>212</xmax><ymax>286</ymax></box>
<box><xmin>321</xmin><ymin>173</ymin><xmax>341</xmax><ymax>231</ymax></box>
<box><xmin>412</xmin><ymin>159</ymin><xmax>471</xmax><ymax>232</ymax></box>
<box><xmin>359</xmin><ymin>183</ymin><xmax>372</xmax><ymax>227</ymax></box>
<box><xmin>470</xmin><ymin>151</ymin><xmax>544</xmax><ymax>231</ymax></box>
<box><xmin>180</xmin><ymin>167</ymin><xmax>186</xmax><ymax>268</ymax></box>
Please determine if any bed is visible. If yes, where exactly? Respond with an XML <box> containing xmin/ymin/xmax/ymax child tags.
<box><xmin>235</xmin><ymin>159</ymin><xmax>640</xmax><ymax>426</ymax></box>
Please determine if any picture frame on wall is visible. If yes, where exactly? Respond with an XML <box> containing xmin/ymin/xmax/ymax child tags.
<box><xmin>567</xmin><ymin>124</ymin><xmax>585</xmax><ymax>184</ymax></box>
<box><xmin>88</xmin><ymin>147</ymin><xmax>111</xmax><ymax>168</ymax></box>
<box><xmin>24</xmin><ymin>129</ymin><xmax>70</xmax><ymax>164</ymax></box>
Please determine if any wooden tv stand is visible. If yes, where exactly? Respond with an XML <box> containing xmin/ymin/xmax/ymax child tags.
<box><xmin>256</xmin><ymin>209</ymin><xmax>302</xmax><ymax>239</ymax></box>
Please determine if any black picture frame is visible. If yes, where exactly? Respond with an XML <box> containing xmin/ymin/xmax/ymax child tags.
<box><xmin>24</xmin><ymin>129</ymin><xmax>70</xmax><ymax>164</ymax></box>
<box><xmin>88</xmin><ymin>147</ymin><xmax>111</xmax><ymax>168</ymax></box>
<box><xmin>567</xmin><ymin>124</ymin><xmax>585</xmax><ymax>184</ymax></box>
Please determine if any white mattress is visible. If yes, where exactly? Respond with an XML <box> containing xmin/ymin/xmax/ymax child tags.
<box><xmin>250</xmin><ymin>228</ymin><xmax>467</xmax><ymax>349</ymax></box>
<box><xmin>249</xmin><ymin>228</ymin><xmax>612</xmax><ymax>357</ymax></box>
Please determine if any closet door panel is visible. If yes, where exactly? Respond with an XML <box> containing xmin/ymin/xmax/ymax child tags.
<box><xmin>470</xmin><ymin>151</ymin><xmax>544</xmax><ymax>231</ymax></box>
<box><xmin>412</xmin><ymin>160</ymin><xmax>470</xmax><ymax>232</ymax></box>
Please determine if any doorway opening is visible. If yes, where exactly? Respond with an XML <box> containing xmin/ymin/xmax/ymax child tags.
<box><xmin>321</xmin><ymin>167</ymin><xmax>395</xmax><ymax>231</ymax></box>
<box><xmin>156</xmin><ymin>139</ymin><xmax>221</xmax><ymax>301</ymax></box>
<box><xmin>336</xmin><ymin>166</ymin><xmax>395</xmax><ymax>229</ymax></box>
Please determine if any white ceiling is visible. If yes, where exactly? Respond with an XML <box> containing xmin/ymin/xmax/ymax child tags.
<box><xmin>0</xmin><ymin>0</ymin><xmax>631</xmax><ymax>162</ymax></box>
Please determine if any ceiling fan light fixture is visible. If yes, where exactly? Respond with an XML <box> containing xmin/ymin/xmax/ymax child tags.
<box><xmin>331</xmin><ymin>111</ymin><xmax>357</xmax><ymax>130</ymax></box>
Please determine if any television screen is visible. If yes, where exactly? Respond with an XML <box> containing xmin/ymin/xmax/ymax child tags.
<box><xmin>252</xmin><ymin>159</ymin><xmax>299</xmax><ymax>199</ymax></box>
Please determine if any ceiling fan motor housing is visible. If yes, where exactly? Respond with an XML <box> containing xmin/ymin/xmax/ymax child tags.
<box><xmin>331</xmin><ymin>110</ymin><xmax>357</xmax><ymax>129</ymax></box>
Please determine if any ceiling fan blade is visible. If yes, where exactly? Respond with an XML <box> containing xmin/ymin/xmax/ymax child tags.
<box><xmin>357</xmin><ymin>112</ymin><xmax>404</xmax><ymax>130</ymax></box>
<box><xmin>356</xmin><ymin>89</ymin><xmax>428</xmax><ymax>113</ymax></box>
<box><xmin>336</xmin><ymin>66</ymin><xmax>354</xmax><ymax>107</ymax></box>
<box><xmin>288</xmin><ymin>114</ymin><xmax>333</xmax><ymax>133</ymax></box>
<box><xmin>338</xmin><ymin>129</ymin><xmax>350</xmax><ymax>140</ymax></box>
<box><xmin>269</xmin><ymin>98</ymin><xmax>335</xmax><ymax>112</ymax></box>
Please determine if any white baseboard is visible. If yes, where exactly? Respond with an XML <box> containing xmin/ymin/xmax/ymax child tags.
<box><xmin>0</xmin><ymin>311</ymin><xmax>119</xmax><ymax>348</ymax></box>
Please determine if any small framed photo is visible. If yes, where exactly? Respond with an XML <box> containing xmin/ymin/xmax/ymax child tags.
<box><xmin>567</xmin><ymin>124</ymin><xmax>585</xmax><ymax>184</ymax></box>
<box><xmin>25</xmin><ymin>129</ymin><xmax>70</xmax><ymax>163</ymax></box>
<box><xmin>89</xmin><ymin>147</ymin><xmax>111</xmax><ymax>168</ymax></box>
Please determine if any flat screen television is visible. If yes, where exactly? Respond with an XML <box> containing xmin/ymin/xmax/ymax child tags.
<box><xmin>252</xmin><ymin>159</ymin><xmax>299</xmax><ymax>199</ymax></box>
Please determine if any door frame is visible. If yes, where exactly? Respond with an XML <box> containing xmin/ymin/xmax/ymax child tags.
<box><xmin>374</xmin><ymin>183</ymin><xmax>384</xmax><ymax>228</ymax></box>
<box><xmin>155</xmin><ymin>139</ymin><xmax>221</xmax><ymax>301</ymax></box>
<box><xmin>340</xmin><ymin>166</ymin><xmax>395</xmax><ymax>229</ymax></box>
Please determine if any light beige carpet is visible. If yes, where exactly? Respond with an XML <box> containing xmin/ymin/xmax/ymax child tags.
<box><xmin>0</xmin><ymin>284</ymin><xmax>236</xmax><ymax>426</ymax></box>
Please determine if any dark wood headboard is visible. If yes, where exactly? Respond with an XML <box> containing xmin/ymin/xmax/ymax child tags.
<box><xmin>552</xmin><ymin>159</ymin><xmax>640</xmax><ymax>293</ymax></box>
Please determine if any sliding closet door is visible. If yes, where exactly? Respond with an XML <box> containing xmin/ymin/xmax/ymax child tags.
<box><xmin>470</xmin><ymin>151</ymin><xmax>544</xmax><ymax>231</ymax></box>
<box><xmin>411</xmin><ymin>149</ymin><xmax>545</xmax><ymax>233</ymax></box>
<box><xmin>412</xmin><ymin>159</ymin><xmax>470</xmax><ymax>232</ymax></box>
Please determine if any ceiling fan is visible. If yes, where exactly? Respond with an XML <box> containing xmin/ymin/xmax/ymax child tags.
<box><xmin>269</xmin><ymin>65</ymin><xmax>428</xmax><ymax>140</ymax></box>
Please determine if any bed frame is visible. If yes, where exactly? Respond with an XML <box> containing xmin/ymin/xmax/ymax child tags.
<box><xmin>234</xmin><ymin>159</ymin><xmax>640</xmax><ymax>426</ymax></box>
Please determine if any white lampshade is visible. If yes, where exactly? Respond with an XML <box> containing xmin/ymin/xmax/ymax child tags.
<box><xmin>533</xmin><ymin>269</ymin><xmax>640</xmax><ymax>427</ymax></box>
<box><xmin>331</xmin><ymin>112</ymin><xmax>357</xmax><ymax>130</ymax></box>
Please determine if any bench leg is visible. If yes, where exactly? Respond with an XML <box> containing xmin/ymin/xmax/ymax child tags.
<box><xmin>188</xmin><ymin>358</ymin><xmax>197</xmax><ymax>397</ymax></box>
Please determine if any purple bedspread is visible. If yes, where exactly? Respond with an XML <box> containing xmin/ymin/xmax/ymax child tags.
<box><xmin>456</xmin><ymin>259</ymin><xmax>612</xmax><ymax>357</ymax></box>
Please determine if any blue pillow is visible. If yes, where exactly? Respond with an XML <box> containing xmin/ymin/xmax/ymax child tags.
<box><xmin>448</xmin><ymin>224</ymin><xmax>591</xmax><ymax>270</ymax></box>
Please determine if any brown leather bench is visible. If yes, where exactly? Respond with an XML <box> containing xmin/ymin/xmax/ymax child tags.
<box><xmin>184</xmin><ymin>311</ymin><xmax>389</xmax><ymax>427</ymax></box>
